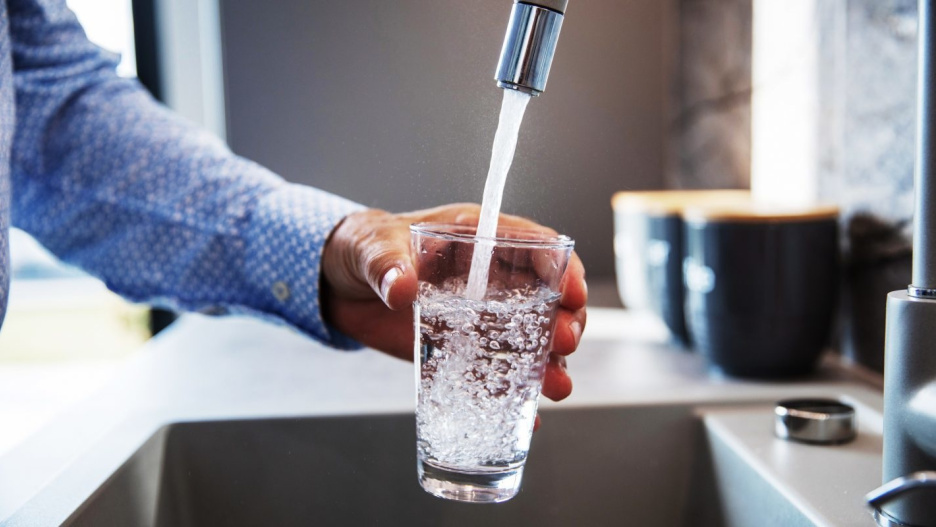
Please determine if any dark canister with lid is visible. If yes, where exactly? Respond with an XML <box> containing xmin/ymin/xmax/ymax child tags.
<box><xmin>682</xmin><ymin>203</ymin><xmax>839</xmax><ymax>377</ymax></box>
<box><xmin>612</xmin><ymin>190</ymin><xmax>749</xmax><ymax>347</ymax></box>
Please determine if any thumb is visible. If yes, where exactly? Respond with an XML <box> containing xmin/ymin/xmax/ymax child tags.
<box><xmin>360</xmin><ymin>240</ymin><xmax>418</xmax><ymax>310</ymax></box>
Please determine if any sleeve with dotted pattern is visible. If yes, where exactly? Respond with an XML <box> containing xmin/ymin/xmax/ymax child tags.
<box><xmin>7</xmin><ymin>0</ymin><xmax>366</xmax><ymax>348</ymax></box>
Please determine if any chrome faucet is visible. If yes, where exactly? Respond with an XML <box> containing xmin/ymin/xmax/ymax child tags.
<box><xmin>869</xmin><ymin>1</ymin><xmax>936</xmax><ymax>525</ymax></box>
<box><xmin>495</xmin><ymin>0</ymin><xmax>567</xmax><ymax>96</ymax></box>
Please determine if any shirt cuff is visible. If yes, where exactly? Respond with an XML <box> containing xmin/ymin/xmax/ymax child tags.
<box><xmin>242</xmin><ymin>183</ymin><xmax>366</xmax><ymax>349</ymax></box>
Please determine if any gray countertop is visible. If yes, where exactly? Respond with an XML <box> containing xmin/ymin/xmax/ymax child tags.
<box><xmin>0</xmin><ymin>308</ymin><xmax>884</xmax><ymax>525</ymax></box>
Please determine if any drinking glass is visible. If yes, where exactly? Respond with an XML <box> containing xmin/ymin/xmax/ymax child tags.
<box><xmin>409</xmin><ymin>222</ymin><xmax>574</xmax><ymax>503</ymax></box>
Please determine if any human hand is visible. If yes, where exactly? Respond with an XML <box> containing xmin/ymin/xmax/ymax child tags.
<box><xmin>321</xmin><ymin>203</ymin><xmax>587</xmax><ymax>404</ymax></box>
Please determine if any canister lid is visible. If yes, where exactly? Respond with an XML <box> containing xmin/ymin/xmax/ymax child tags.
<box><xmin>683</xmin><ymin>203</ymin><xmax>839</xmax><ymax>224</ymax></box>
<box><xmin>611</xmin><ymin>190</ymin><xmax>750</xmax><ymax>216</ymax></box>
<box><xmin>774</xmin><ymin>399</ymin><xmax>856</xmax><ymax>445</ymax></box>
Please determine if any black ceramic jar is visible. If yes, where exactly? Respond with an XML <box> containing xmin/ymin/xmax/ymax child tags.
<box><xmin>682</xmin><ymin>204</ymin><xmax>839</xmax><ymax>378</ymax></box>
<box><xmin>612</xmin><ymin>190</ymin><xmax>750</xmax><ymax>347</ymax></box>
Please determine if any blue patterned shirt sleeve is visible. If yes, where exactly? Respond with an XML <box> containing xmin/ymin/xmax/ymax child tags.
<box><xmin>6</xmin><ymin>0</ymin><xmax>366</xmax><ymax>348</ymax></box>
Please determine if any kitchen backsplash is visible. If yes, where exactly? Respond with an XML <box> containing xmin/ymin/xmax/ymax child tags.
<box><xmin>829</xmin><ymin>0</ymin><xmax>915</xmax><ymax>372</ymax></box>
<box><xmin>668</xmin><ymin>0</ymin><xmax>752</xmax><ymax>190</ymax></box>
<box><xmin>670</xmin><ymin>0</ymin><xmax>918</xmax><ymax>372</ymax></box>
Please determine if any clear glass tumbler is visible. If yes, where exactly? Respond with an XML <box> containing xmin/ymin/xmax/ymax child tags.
<box><xmin>410</xmin><ymin>223</ymin><xmax>574</xmax><ymax>503</ymax></box>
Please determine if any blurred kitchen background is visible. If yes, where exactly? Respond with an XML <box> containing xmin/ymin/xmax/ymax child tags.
<box><xmin>0</xmin><ymin>0</ymin><xmax>919</xmax><ymax>451</ymax></box>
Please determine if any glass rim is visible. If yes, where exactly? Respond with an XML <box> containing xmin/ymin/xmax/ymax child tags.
<box><xmin>409</xmin><ymin>222</ymin><xmax>574</xmax><ymax>249</ymax></box>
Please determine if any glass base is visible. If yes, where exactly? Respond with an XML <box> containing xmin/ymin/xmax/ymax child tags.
<box><xmin>417</xmin><ymin>458</ymin><xmax>523</xmax><ymax>503</ymax></box>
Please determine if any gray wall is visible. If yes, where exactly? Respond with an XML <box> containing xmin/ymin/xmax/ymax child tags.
<box><xmin>218</xmin><ymin>0</ymin><xmax>673</xmax><ymax>279</ymax></box>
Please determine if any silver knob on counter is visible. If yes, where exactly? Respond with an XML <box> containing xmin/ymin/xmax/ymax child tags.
<box><xmin>774</xmin><ymin>399</ymin><xmax>857</xmax><ymax>445</ymax></box>
<box><xmin>495</xmin><ymin>0</ymin><xmax>567</xmax><ymax>96</ymax></box>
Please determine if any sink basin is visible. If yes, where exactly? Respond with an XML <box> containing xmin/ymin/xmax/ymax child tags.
<box><xmin>65</xmin><ymin>403</ymin><xmax>872</xmax><ymax>527</ymax></box>
<box><xmin>0</xmin><ymin>314</ymin><xmax>885</xmax><ymax>526</ymax></box>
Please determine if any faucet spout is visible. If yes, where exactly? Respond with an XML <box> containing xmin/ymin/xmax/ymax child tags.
<box><xmin>495</xmin><ymin>1</ymin><xmax>567</xmax><ymax>96</ymax></box>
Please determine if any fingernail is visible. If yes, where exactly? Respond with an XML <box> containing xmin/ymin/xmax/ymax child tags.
<box><xmin>569</xmin><ymin>320</ymin><xmax>582</xmax><ymax>346</ymax></box>
<box><xmin>380</xmin><ymin>267</ymin><xmax>403</xmax><ymax>305</ymax></box>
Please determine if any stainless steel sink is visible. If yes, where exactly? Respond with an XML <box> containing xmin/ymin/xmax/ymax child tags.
<box><xmin>65</xmin><ymin>404</ymin><xmax>844</xmax><ymax>527</ymax></box>
<box><xmin>0</xmin><ymin>314</ymin><xmax>885</xmax><ymax>526</ymax></box>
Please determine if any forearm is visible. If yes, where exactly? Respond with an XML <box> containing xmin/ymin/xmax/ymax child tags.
<box><xmin>9</xmin><ymin>2</ymin><xmax>364</xmax><ymax>345</ymax></box>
